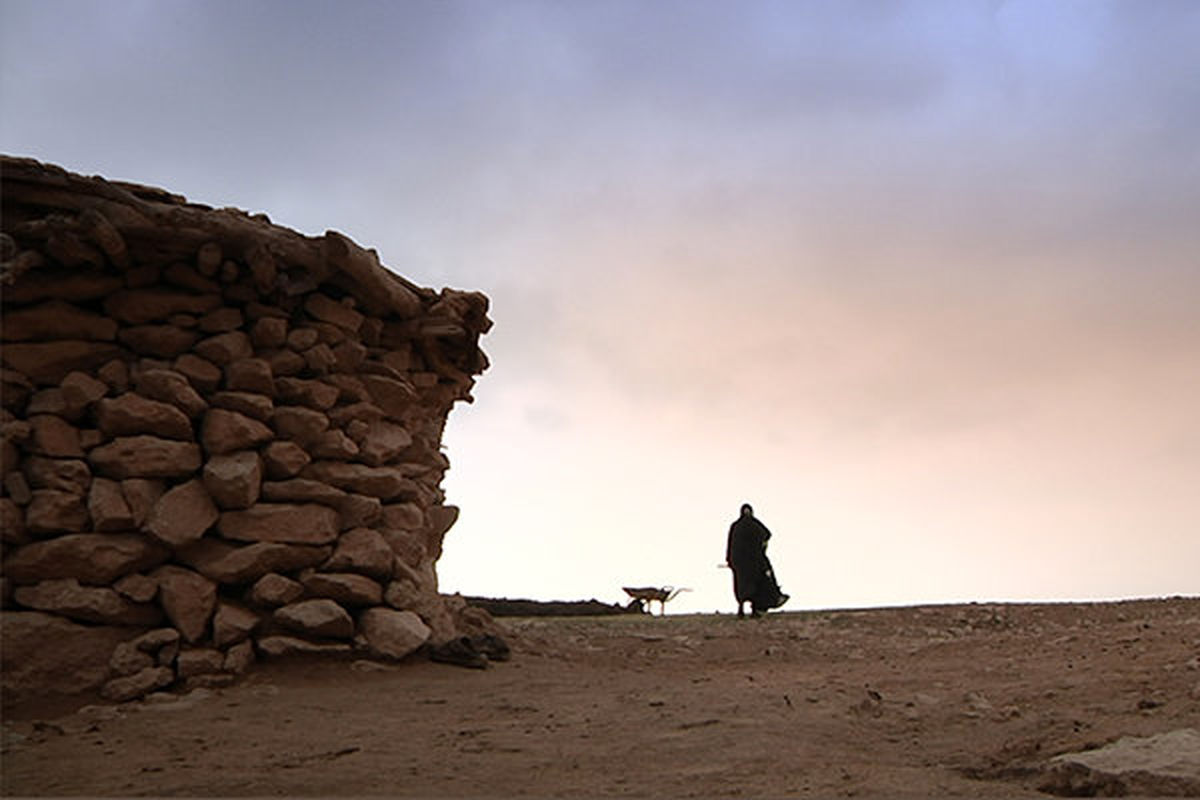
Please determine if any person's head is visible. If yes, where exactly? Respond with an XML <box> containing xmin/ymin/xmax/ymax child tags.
<box><xmin>740</xmin><ymin>503</ymin><xmax>753</xmax><ymax>517</ymax></box>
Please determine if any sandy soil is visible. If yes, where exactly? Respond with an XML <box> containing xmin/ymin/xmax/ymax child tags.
<box><xmin>3</xmin><ymin>597</ymin><xmax>1199</xmax><ymax>798</ymax></box>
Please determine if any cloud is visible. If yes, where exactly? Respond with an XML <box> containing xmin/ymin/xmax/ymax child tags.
<box><xmin>4</xmin><ymin>0</ymin><xmax>1198</xmax><ymax>607</ymax></box>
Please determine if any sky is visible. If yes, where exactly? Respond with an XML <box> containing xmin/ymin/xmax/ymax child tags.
<box><xmin>2</xmin><ymin>0</ymin><xmax>1197</xmax><ymax>613</ymax></box>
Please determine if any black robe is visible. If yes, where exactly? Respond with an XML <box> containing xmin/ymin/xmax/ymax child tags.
<box><xmin>726</xmin><ymin>513</ymin><xmax>784</xmax><ymax>613</ymax></box>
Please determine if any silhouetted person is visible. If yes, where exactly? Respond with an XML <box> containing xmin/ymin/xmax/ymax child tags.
<box><xmin>726</xmin><ymin>503</ymin><xmax>788</xmax><ymax>618</ymax></box>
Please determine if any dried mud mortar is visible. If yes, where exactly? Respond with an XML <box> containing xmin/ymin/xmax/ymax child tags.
<box><xmin>4</xmin><ymin>598</ymin><xmax>1199</xmax><ymax>797</ymax></box>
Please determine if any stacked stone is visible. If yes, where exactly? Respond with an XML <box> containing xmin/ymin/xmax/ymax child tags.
<box><xmin>0</xmin><ymin>156</ymin><xmax>492</xmax><ymax>702</ymax></box>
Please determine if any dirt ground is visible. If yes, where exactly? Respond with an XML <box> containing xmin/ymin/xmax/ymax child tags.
<box><xmin>3</xmin><ymin>597</ymin><xmax>1199</xmax><ymax>798</ymax></box>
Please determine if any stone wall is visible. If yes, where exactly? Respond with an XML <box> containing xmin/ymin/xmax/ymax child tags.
<box><xmin>0</xmin><ymin>156</ymin><xmax>494</xmax><ymax>703</ymax></box>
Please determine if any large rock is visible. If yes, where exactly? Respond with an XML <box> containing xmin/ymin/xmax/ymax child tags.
<box><xmin>195</xmin><ymin>241</ymin><xmax>223</xmax><ymax>275</ymax></box>
<box><xmin>194</xmin><ymin>331</ymin><xmax>253</xmax><ymax>366</ymax></box>
<box><xmin>121</xmin><ymin>478</ymin><xmax>165</xmax><ymax>527</ymax></box>
<box><xmin>331</xmin><ymin>340</ymin><xmax>368</xmax><ymax>373</ymax></box>
<box><xmin>176</xmin><ymin>648</ymin><xmax>226</xmax><ymax>678</ymax></box>
<box><xmin>329</xmin><ymin>402</ymin><xmax>385</xmax><ymax>427</ymax></box>
<box><xmin>210</xmin><ymin>391</ymin><xmax>274</xmax><ymax>422</ymax></box>
<box><xmin>113</xmin><ymin>573</ymin><xmax>158</xmax><ymax>603</ymax></box>
<box><xmin>90</xmin><ymin>436</ymin><xmax>202</xmax><ymax>479</ymax></box>
<box><xmin>1</xmin><ymin>270</ymin><xmax>122</xmax><ymax>305</ymax></box>
<box><xmin>118</xmin><ymin>325</ymin><xmax>199</xmax><ymax>358</ymax></box>
<box><xmin>28</xmin><ymin>414</ymin><xmax>83</xmax><ymax>457</ymax></box>
<box><xmin>201</xmin><ymin>408</ymin><xmax>274</xmax><ymax>455</ymax></box>
<box><xmin>203</xmin><ymin>451</ymin><xmax>262</xmax><ymax>509</ymax></box>
<box><xmin>2</xmin><ymin>413</ymin><xmax>32</xmax><ymax>449</ymax></box>
<box><xmin>165</xmin><ymin>263</ymin><xmax>220</xmax><ymax>293</ymax></box>
<box><xmin>387</xmin><ymin>570</ymin><xmax>456</xmax><ymax>642</ymax></box>
<box><xmin>1</xmin><ymin>449</ymin><xmax>21</xmax><ymax>494</ymax></box>
<box><xmin>301</xmin><ymin>572</ymin><xmax>383</xmax><ymax>606</ymax></box>
<box><xmin>4</xmin><ymin>471</ymin><xmax>32</xmax><ymax>506</ymax></box>
<box><xmin>357</xmin><ymin>607</ymin><xmax>430</xmax><ymax>660</ymax></box>
<box><xmin>260</xmin><ymin>479</ymin><xmax>346</xmax><ymax>506</ymax></box>
<box><xmin>424</xmin><ymin>504</ymin><xmax>460</xmax><ymax>559</ymax></box>
<box><xmin>60</xmin><ymin>370</ymin><xmax>109</xmax><ymax>417</ymax></box>
<box><xmin>145</xmin><ymin>479</ymin><xmax>219</xmax><ymax>547</ymax></box>
<box><xmin>176</xmin><ymin>539</ymin><xmax>331</xmax><ymax>584</ymax></box>
<box><xmin>0</xmin><ymin>340</ymin><xmax>125</xmax><ymax>386</ymax></box>
<box><xmin>270</xmin><ymin>406</ymin><xmax>329</xmax><ymax>446</ymax></box>
<box><xmin>14</xmin><ymin>579</ymin><xmax>164</xmax><ymax>626</ymax></box>
<box><xmin>381</xmin><ymin>502</ymin><xmax>424</xmax><ymax>531</ymax></box>
<box><xmin>0</xmin><ymin>300</ymin><xmax>118</xmax><ymax>341</ymax></box>
<box><xmin>274</xmin><ymin>598</ymin><xmax>355</xmax><ymax>640</ymax></box>
<box><xmin>3</xmin><ymin>533</ymin><xmax>169</xmax><ymax>585</ymax></box>
<box><xmin>268</xmin><ymin>349</ymin><xmax>306</xmax><ymax>377</ymax></box>
<box><xmin>152</xmin><ymin>565</ymin><xmax>217</xmax><ymax>643</ymax></box>
<box><xmin>256</xmin><ymin>635</ymin><xmax>351</xmax><ymax>659</ymax></box>
<box><xmin>302</xmin><ymin>461</ymin><xmax>418</xmax><ymax>500</ymax></box>
<box><xmin>275</xmin><ymin>377</ymin><xmax>339</xmax><ymax>410</ymax></box>
<box><xmin>224</xmin><ymin>640</ymin><xmax>256</xmax><ymax>674</ymax></box>
<box><xmin>1042</xmin><ymin>728</ymin><xmax>1200</xmax><ymax>797</ymax></box>
<box><xmin>109</xmin><ymin>639</ymin><xmax>156</xmax><ymax>677</ymax></box>
<box><xmin>27</xmin><ymin>387</ymin><xmax>68</xmax><ymax>416</ymax></box>
<box><xmin>131</xmin><ymin>627</ymin><xmax>182</xmax><ymax>654</ymax></box>
<box><xmin>337</xmin><ymin>493</ymin><xmax>382</xmax><ymax>530</ymax></box>
<box><xmin>217</xmin><ymin>503</ymin><xmax>340</xmax><ymax>545</ymax></box>
<box><xmin>305</xmin><ymin>292</ymin><xmax>364</xmax><ymax>333</ymax></box>
<box><xmin>286</xmin><ymin>327</ymin><xmax>319</xmax><ymax>350</ymax></box>
<box><xmin>0</xmin><ymin>612</ymin><xmax>137</xmax><ymax>698</ymax></box>
<box><xmin>249</xmin><ymin>573</ymin><xmax>305</xmax><ymax>607</ymax></box>
<box><xmin>304</xmin><ymin>343</ymin><xmax>337</xmax><ymax>375</ymax></box>
<box><xmin>96</xmin><ymin>393</ymin><xmax>193</xmax><ymax>440</ymax></box>
<box><xmin>88</xmin><ymin>477</ymin><xmax>136</xmax><ymax>531</ymax></box>
<box><xmin>261</xmin><ymin>440</ymin><xmax>310</xmax><ymax>479</ymax></box>
<box><xmin>100</xmin><ymin>666</ymin><xmax>175</xmax><ymax>702</ymax></box>
<box><xmin>251</xmin><ymin>317</ymin><xmax>288</xmax><ymax>349</ymax></box>
<box><xmin>224</xmin><ymin>359</ymin><xmax>275</xmax><ymax>396</ymax></box>
<box><xmin>212</xmin><ymin>601</ymin><xmax>261</xmax><ymax>648</ymax></box>
<box><xmin>309</xmin><ymin>429</ymin><xmax>360</xmax><ymax>460</ymax></box>
<box><xmin>96</xmin><ymin>358</ymin><xmax>130</xmax><ymax>393</ymax></box>
<box><xmin>23</xmin><ymin>456</ymin><xmax>91</xmax><ymax>493</ymax></box>
<box><xmin>25</xmin><ymin>489</ymin><xmax>90</xmax><ymax>535</ymax></box>
<box><xmin>174</xmin><ymin>353</ymin><xmax>222</xmax><ymax>392</ymax></box>
<box><xmin>104</xmin><ymin>288</ymin><xmax>222</xmax><ymax>324</ymax></box>
<box><xmin>324</xmin><ymin>527</ymin><xmax>394</xmax><ymax>581</ymax></box>
<box><xmin>0</xmin><ymin>498</ymin><xmax>26</xmax><ymax>544</ymax></box>
<box><xmin>198</xmin><ymin>305</ymin><xmax>243</xmax><ymax>333</ymax></box>
<box><xmin>358</xmin><ymin>420</ymin><xmax>413</xmax><ymax>466</ymax></box>
<box><xmin>135</xmin><ymin>369</ymin><xmax>207</xmax><ymax>418</ymax></box>
<box><xmin>381</xmin><ymin>529</ymin><xmax>427</xmax><ymax>569</ymax></box>
<box><xmin>383</xmin><ymin>577</ymin><xmax>422</xmax><ymax>612</ymax></box>
<box><xmin>324</xmin><ymin>375</ymin><xmax>371</xmax><ymax>406</ymax></box>
<box><xmin>361</xmin><ymin>374</ymin><xmax>417</xmax><ymax>421</ymax></box>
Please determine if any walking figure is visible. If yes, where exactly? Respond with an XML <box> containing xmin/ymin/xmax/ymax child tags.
<box><xmin>726</xmin><ymin>503</ymin><xmax>789</xmax><ymax>618</ymax></box>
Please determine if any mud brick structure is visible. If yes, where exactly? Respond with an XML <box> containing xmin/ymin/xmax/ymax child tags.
<box><xmin>0</xmin><ymin>156</ymin><xmax>494</xmax><ymax>702</ymax></box>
